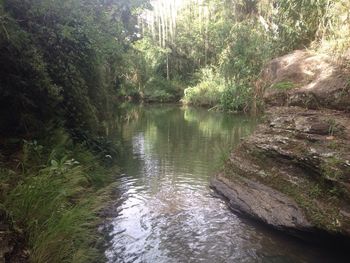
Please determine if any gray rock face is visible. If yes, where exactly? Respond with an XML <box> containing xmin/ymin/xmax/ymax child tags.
<box><xmin>211</xmin><ymin>49</ymin><xmax>350</xmax><ymax>241</ymax></box>
<box><xmin>211</xmin><ymin>106</ymin><xmax>350</xmax><ymax>238</ymax></box>
<box><xmin>211</xmin><ymin>174</ymin><xmax>311</xmax><ymax>230</ymax></box>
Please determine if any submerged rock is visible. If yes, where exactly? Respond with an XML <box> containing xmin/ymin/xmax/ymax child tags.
<box><xmin>212</xmin><ymin>50</ymin><xmax>350</xmax><ymax>242</ymax></box>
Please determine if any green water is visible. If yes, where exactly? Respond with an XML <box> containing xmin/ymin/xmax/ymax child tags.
<box><xmin>104</xmin><ymin>104</ymin><xmax>346</xmax><ymax>263</ymax></box>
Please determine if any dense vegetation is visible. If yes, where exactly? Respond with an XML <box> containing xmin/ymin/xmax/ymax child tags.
<box><xmin>0</xmin><ymin>0</ymin><xmax>349</xmax><ymax>262</ymax></box>
<box><xmin>0</xmin><ymin>0</ymin><xmax>150</xmax><ymax>136</ymax></box>
<box><xmin>0</xmin><ymin>0</ymin><xmax>147</xmax><ymax>262</ymax></box>
<box><xmin>128</xmin><ymin>0</ymin><xmax>350</xmax><ymax>111</ymax></box>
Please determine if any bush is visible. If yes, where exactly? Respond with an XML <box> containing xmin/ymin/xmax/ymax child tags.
<box><xmin>181</xmin><ymin>20</ymin><xmax>273</xmax><ymax>112</ymax></box>
<box><xmin>2</xmin><ymin>130</ymin><xmax>116</xmax><ymax>263</ymax></box>
<box><xmin>220</xmin><ymin>82</ymin><xmax>252</xmax><ymax>112</ymax></box>
<box><xmin>182</xmin><ymin>67</ymin><xmax>253</xmax><ymax>112</ymax></box>
<box><xmin>182</xmin><ymin>67</ymin><xmax>225</xmax><ymax>108</ymax></box>
<box><xmin>0</xmin><ymin>0</ymin><xmax>128</xmax><ymax>136</ymax></box>
<box><xmin>272</xmin><ymin>0</ymin><xmax>329</xmax><ymax>52</ymax></box>
<box><xmin>313</xmin><ymin>0</ymin><xmax>350</xmax><ymax>54</ymax></box>
<box><xmin>143</xmin><ymin>77</ymin><xmax>182</xmax><ymax>103</ymax></box>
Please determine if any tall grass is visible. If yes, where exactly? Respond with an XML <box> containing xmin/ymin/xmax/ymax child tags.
<box><xmin>314</xmin><ymin>0</ymin><xmax>350</xmax><ymax>55</ymax></box>
<box><xmin>2</xmin><ymin>129</ymin><xmax>117</xmax><ymax>263</ymax></box>
<box><xmin>182</xmin><ymin>67</ymin><xmax>225</xmax><ymax>108</ymax></box>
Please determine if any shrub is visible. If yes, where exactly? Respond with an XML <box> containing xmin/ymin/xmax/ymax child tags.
<box><xmin>220</xmin><ymin>82</ymin><xmax>252</xmax><ymax>112</ymax></box>
<box><xmin>143</xmin><ymin>77</ymin><xmax>182</xmax><ymax>103</ymax></box>
<box><xmin>182</xmin><ymin>67</ymin><xmax>225</xmax><ymax>108</ymax></box>
<box><xmin>3</xmin><ymin>130</ymin><xmax>116</xmax><ymax>263</ymax></box>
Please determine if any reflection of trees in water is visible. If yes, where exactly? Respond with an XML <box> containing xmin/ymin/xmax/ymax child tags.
<box><xmin>107</xmin><ymin>104</ymin><xmax>336</xmax><ymax>263</ymax></box>
<box><xmin>183</xmin><ymin>107</ymin><xmax>257</xmax><ymax>138</ymax></box>
<box><xmin>119</xmin><ymin>104</ymin><xmax>258</xmax><ymax>179</ymax></box>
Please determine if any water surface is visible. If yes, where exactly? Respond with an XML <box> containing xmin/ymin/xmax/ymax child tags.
<box><xmin>105</xmin><ymin>104</ymin><xmax>344</xmax><ymax>263</ymax></box>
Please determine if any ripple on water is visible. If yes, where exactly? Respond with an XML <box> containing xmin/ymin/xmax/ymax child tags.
<box><xmin>104</xmin><ymin>105</ymin><xmax>346</xmax><ymax>263</ymax></box>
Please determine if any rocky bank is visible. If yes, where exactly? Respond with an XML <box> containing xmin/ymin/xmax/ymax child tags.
<box><xmin>211</xmin><ymin>50</ymin><xmax>350</xmax><ymax>242</ymax></box>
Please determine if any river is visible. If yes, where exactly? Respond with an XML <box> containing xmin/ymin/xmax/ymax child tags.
<box><xmin>104</xmin><ymin>104</ymin><xmax>345</xmax><ymax>263</ymax></box>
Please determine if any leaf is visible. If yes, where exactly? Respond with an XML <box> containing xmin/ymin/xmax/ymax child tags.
<box><xmin>51</xmin><ymin>160</ymin><xmax>58</xmax><ymax>167</ymax></box>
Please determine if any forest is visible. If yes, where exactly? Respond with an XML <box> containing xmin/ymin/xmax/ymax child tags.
<box><xmin>1</xmin><ymin>0</ymin><xmax>350</xmax><ymax>262</ymax></box>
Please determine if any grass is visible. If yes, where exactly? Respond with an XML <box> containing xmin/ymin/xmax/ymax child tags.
<box><xmin>1</xmin><ymin>129</ymin><xmax>117</xmax><ymax>263</ymax></box>
<box><xmin>182</xmin><ymin>67</ymin><xmax>225</xmax><ymax>108</ymax></box>
<box><xmin>269</xmin><ymin>81</ymin><xmax>295</xmax><ymax>91</ymax></box>
<box><xmin>320</xmin><ymin>156</ymin><xmax>345</xmax><ymax>181</ymax></box>
<box><xmin>182</xmin><ymin>67</ymin><xmax>253</xmax><ymax>112</ymax></box>
<box><xmin>183</xmin><ymin>80</ymin><xmax>224</xmax><ymax>107</ymax></box>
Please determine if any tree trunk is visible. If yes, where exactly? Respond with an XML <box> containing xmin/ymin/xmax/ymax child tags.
<box><xmin>166</xmin><ymin>53</ymin><xmax>170</xmax><ymax>80</ymax></box>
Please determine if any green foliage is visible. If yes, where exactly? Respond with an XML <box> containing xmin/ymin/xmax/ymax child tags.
<box><xmin>218</xmin><ymin>20</ymin><xmax>272</xmax><ymax>83</ymax></box>
<box><xmin>327</xmin><ymin>119</ymin><xmax>337</xmax><ymax>136</ymax></box>
<box><xmin>182</xmin><ymin>17</ymin><xmax>270</xmax><ymax>112</ymax></box>
<box><xmin>143</xmin><ymin>77</ymin><xmax>182</xmax><ymax>102</ymax></box>
<box><xmin>315</xmin><ymin>0</ymin><xmax>350</xmax><ymax>53</ymax></box>
<box><xmin>272</xmin><ymin>0</ymin><xmax>329</xmax><ymax>52</ymax></box>
<box><xmin>0</xmin><ymin>8</ymin><xmax>60</xmax><ymax>134</ymax></box>
<box><xmin>215</xmin><ymin>19</ymin><xmax>272</xmax><ymax>111</ymax></box>
<box><xmin>135</xmin><ymin>0</ymin><xmax>346</xmax><ymax>112</ymax></box>
<box><xmin>118</xmin><ymin>37</ymin><xmax>185</xmax><ymax>102</ymax></box>
<box><xmin>3</xmin><ymin>130</ymin><xmax>116</xmax><ymax>263</ymax></box>
<box><xmin>0</xmin><ymin>0</ymin><xmax>147</xmax><ymax>136</ymax></box>
<box><xmin>270</xmin><ymin>81</ymin><xmax>295</xmax><ymax>91</ymax></box>
<box><xmin>321</xmin><ymin>156</ymin><xmax>344</xmax><ymax>181</ymax></box>
<box><xmin>134</xmin><ymin>37</ymin><xmax>169</xmax><ymax>77</ymax></box>
<box><xmin>0</xmin><ymin>9</ymin><xmax>141</xmax><ymax>261</ymax></box>
<box><xmin>220</xmin><ymin>83</ymin><xmax>252</xmax><ymax>112</ymax></box>
<box><xmin>182</xmin><ymin>67</ymin><xmax>225</xmax><ymax>107</ymax></box>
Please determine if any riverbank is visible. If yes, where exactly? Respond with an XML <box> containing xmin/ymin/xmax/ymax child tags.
<box><xmin>211</xmin><ymin>50</ymin><xmax>350</xmax><ymax>243</ymax></box>
<box><xmin>0</xmin><ymin>130</ymin><xmax>118</xmax><ymax>262</ymax></box>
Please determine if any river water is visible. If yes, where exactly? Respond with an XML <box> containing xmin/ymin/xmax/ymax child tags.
<box><xmin>104</xmin><ymin>104</ymin><xmax>345</xmax><ymax>263</ymax></box>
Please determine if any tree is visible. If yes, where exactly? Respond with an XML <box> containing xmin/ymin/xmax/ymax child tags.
<box><xmin>0</xmin><ymin>0</ymin><xmax>149</xmax><ymax>136</ymax></box>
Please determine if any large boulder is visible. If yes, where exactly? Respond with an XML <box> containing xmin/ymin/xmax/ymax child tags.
<box><xmin>211</xmin><ymin>50</ymin><xmax>350</xmax><ymax>242</ymax></box>
<box><xmin>262</xmin><ymin>50</ymin><xmax>350</xmax><ymax>111</ymax></box>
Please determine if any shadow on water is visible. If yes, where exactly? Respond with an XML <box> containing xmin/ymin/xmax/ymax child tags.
<box><xmin>103</xmin><ymin>104</ymin><xmax>349</xmax><ymax>263</ymax></box>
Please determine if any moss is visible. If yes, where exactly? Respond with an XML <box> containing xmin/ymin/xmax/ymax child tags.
<box><xmin>309</xmin><ymin>184</ymin><xmax>322</xmax><ymax>198</ymax></box>
<box><xmin>282</xmin><ymin>181</ymin><xmax>342</xmax><ymax>231</ymax></box>
<box><xmin>327</xmin><ymin>140</ymin><xmax>342</xmax><ymax>150</ymax></box>
<box><xmin>321</xmin><ymin>156</ymin><xmax>344</xmax><ymax>180</ymax></box>
<box><xmin>270</xmin><ymin>81</ymin><xmax>295</xmax><ymax>90</ymax></box>
<box><xmin>266</xmin><ymin>176</ymin><xmax>343</xmax><ymax>232</ymax></box>
<box><xmin>222</xmin><ymin>150</ymin><xmax>346</xmax><ymax>233</ymax></box>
